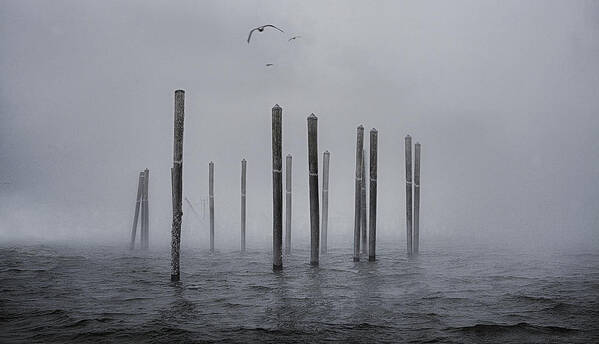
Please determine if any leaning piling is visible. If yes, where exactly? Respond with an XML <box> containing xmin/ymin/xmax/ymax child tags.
<box><xmin>129</xmin><ymin>172</ymin><xmax>144</xmax><ymax>250</ymax></box>
<box><xmin>170</xmin><ymin>90</ymin><xmax>185</xmax><ymax>281</ymax></box>
<box><xmin>142</xmin><ymin>169</ymin><xmax>150</xmax><ymax>250</ymax></box>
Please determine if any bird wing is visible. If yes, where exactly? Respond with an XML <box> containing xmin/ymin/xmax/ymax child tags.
<box><xmin>288</xmin><ymin>35</ymin><xmax>301</xmax><ymax>41</ymax></box>
<box><xmin>247</xmin><ymin>28</ymin><xmax>259</xmax><ymax>43</ymax></box>
<box><xmin>263</xmin><ymin>24</ymin><xmax>284</xmax><ymax>33</ymax></box>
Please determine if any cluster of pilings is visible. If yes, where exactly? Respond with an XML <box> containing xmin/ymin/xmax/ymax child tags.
<box><xmin>129</xmin><ymin>169</ymin><xmax>150</xmax><ymax>250</ymax></box>
<box><xmin>129</xmin><ymin>90</ymin><xmax>423</xmax><ymax>280</ymax></box>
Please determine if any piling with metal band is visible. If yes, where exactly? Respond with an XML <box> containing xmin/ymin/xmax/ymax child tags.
<box><xmin>405</xmin><ymin>135</ymin><xmax>413</xmax><ymax>257</ymax></box>
<box><xmin>130</xmin><ymin>172</ymin><xmax>144</xmax><ymax>250</ymax></box>
<box><xmin>307</xmin><ymin>114</ymin><xmax>320</xmax><ymax>266</ymax></box>
<box><xmin>353</xmin><ymin>125</ymin><xmax>364</xmax><ymax>262</ymax></box>
<box><xmin>272</xmin><ymin>104</ymin><xmax>283</xmax><ymax>270</ymax></box>
<box><xmin>209</xmin><ymin>161</ymin><xmax>215</xmax><ymax>254</ymax></box>
<box><xmin>414</xmin><ymin>143</ymin><xmax>421</xmax><ymax>255</ymax></box>
<box><xmin>368</xmin><ymin>129</ymin><xmax>378</xmax><ymax>261</ymax></box>
<box><xmin>241</xmin><ymin>159</ymin><xmax>247</xmax><ymax>253</ymax></box>
<box><xmin>171</xmin><ymin>89</ymin><xmax>185</xmax><ymax>281</ymax></box>
<box><xmin>285</xmin><ymin>154</ymin><xmax>292</xmax><ymax>255</ymax></box>
<box><xmin>360</xmin><ymin>149</ymin><xmax>367</xmax><ymax>255</ymax></box>
<box><xmin>321</xmin><ymin>150</ymin><xmax>330</xmax><ymax>254</ymax></box>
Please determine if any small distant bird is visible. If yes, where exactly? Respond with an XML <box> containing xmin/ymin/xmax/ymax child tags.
<box><xmin>247</xmin><ymin>25</ymin><xmax>284</xmax><ymax>43</ymax></box>
<box><xmin>288</xmin><ymin>35</ymin><xmax>301</xmax><ymax>41</ymax></box>
<box><xmin>266</xmin><ymin>63</ymin><xmax>274</xmax><ymax>67</ymax></box>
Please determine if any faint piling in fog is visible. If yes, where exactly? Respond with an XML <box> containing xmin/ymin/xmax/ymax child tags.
<box><xmin>414</xmin><ymin>143</ymin><xmax>421</xmax><ymax>255</ymax></box>
<box><xmin>321</xmin><ymin>151</ymin><xmax>330</xmax><ymax>254</ymax></box>
<box><xmin>285</xmin><ymin>154</ymin><xmax>292</xmax><ymax>255</ymax></box>
<box><xmin>405</xmin><ymin>135</ymin><xmax>413</xmax><ymax>257</ymax></box>
<box><xmin>353</xmin><ymin>125</ymin><xmax>364</xmax><ymax>262</ymax></box>
<box><xmin>368</xmin><ymin>129</ymin><xmax>378</xmax><ymax>261</ymax></box>
<box><xmin>307</xmin><ymin>114</ymin><xmax>320</xmax><ymax>266</ymax></box>
<box><xmin>170</xmin><ymin>90</ymin><xmax>185</xmax><ymax>282</ymax></box>
<box><xmin>241</xmin><ymin>159</ymin><xmax>247</xmax><ymax>253</ymax></box>
<box><xmin>360</xmin><ymin>149</ymin><xmax>367</xmax><ymax>255</ymax></box>
<box><xmin>272</xmin><ymin>105</ymin><xmax>283</xmax><ymax>270</ymax></box>
<box><xmin>129</xmin><ymin>172</ymin><xmax>144</xmax><ymax>249</ymax></box>
<box><xmin>209</xmin><ymin>161</ymin><xmax>215</xmax><ymax>254</ymax></box>
<box><xmin>142</xmin><ymin>168</ymin><xmax>150</xmax><ymax>250</ymax></box>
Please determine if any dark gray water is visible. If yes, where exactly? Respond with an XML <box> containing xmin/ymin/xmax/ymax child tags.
<box><xmin>1</xmin><ymin>242</ymin><xmax>598</xmax><ymax>343</ymax></box>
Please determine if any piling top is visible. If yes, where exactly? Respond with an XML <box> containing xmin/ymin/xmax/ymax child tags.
<box><xmin>242</xmin><ymin>158</ymin><xmax>246</xmax><ymax>162</ymax></box>
<box><xmin>371</xmin><ymin>128</ymin><xmax>378</xmax><ymax>133</ymax></box>
<box><xmin>415</xmin><ymin>142</ymin><xmax>421</xmax><ymax>146</ymax></box>
<box><xmin>286</xmin><ymin>154</ymin><xmax>292</xmax><ymax>158</ymax></box>
<box><xmin>209</xmin><ymin>161</ymin><xmax>214</xmax><ymax>165</ymax></box>
<box><xmin>308</xmin><ymin>113</ymin><xmax>317</xmax><ymax>120</ymax></box>
<box><xmin>357</xmin><ymin>124</ymin><xmax>364</xmax><ymax>130</ymax></box>
<box><xmin>324</xmin><ymin>150</ymin><xmax>330</xmax><ymax>154</ymax></box>
<box><xmin>406</xmin><ymin>134</ymin><xmax>411</xmax><ymax>138</ymax></box>
<box><xmin>175</xmin><ymin>89</ymin><xmax>185</xmax><ymax>94</ymax></box>
<box><xmin>273</xmin><ymin>104</ymin><xmax>281</xmax><ymax>109</ymax></box>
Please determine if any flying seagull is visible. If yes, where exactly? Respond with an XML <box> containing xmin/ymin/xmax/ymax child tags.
<box><xmin>266</xmin><ymin>63</ymin><xmax>274</xmax><ymax>67</ymax></box>
<box><xmin>247</xmin><ymin>25</ymin><xmax>284</xmax><ymax>43</ymax></box>
<box><xmin>288</xmin><ymin>35</ymin><xmax>301</xmax><ymax>41</ymax></box>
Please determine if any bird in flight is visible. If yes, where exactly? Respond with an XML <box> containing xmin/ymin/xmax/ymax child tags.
<box><xmin>266</xmin><ymin>63</ymin><xmax>274</xmax><ymax>67</ymax></box>
<box><xmin>288</xmin><ymin>35</ymin><xmax>301</xmax><ymax>41</ymax></box>
<box><xmin>247</xmin><ymin>25</ymin><xmax>284</xmax><ymax>43</ymax></box>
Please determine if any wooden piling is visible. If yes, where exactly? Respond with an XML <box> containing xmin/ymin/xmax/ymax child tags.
<box><xmin>171</xmin><ymin>89</ymin><xmax>184</xmax><ymax>281</ymax></box>
<box><xmin>307</xmin><ymin>114</ymin><xmax>320</xmax><ymax>266</ymax></box>
<box><xmin>368</xmin><ymin>129</ymin><xmax>378</xmax><ymax>261</ymax></box>
<box><xmin>209</xmin><ymin>161</ymin><xmax>215</xmax><ymax>254</ymax></box>
<box><xmin>353</xmin><ymin>125</ymin><xmax>364</xmax><ymax>262</ymax></box>
<box><xmin>285</xmin><ymin>154</ymin><xmax>292</xmax><ymax>255</ymax></box>
<box><xmin>129</xmin><ymin>172</ymin><xmax>144</xmax><ymax>250</ymax></box>
<box><xmin>241</xmin><ymin>159</ymin><xmax>246</xmax><ymax>253</ymax></box>
<box><xmin>405</xmin><ymin>135</ymin><xmax>413</xmax><ymax>257</ymax></box>
<box><xmin>272</xmin><ymin>105</ymin><xmax>283</xmax><ymax>270</ymax></box>
<box><xmin>414</xmin><ymin>143</ymin><xmax>421</xmax><ymax>255</ymax></box>
<box><xmin>360</xmin><ymin>149</ymin><xmax>367</xmax><ymax>255</ymax></box>
<box><xmin>142</xmin><ymin>168</ymin><xmax>150</xmax><ymax>250</ymax></box>
<box><xmin>321</xmin><ymin>151</ymin><xmax>330</xmax><ymax>254</ymax></box>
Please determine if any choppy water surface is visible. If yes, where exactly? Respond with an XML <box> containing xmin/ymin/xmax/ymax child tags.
<box><xmin>1</xmin><ymin>242</ymin><xmax>598</xmax><ymax>343</ymax></box>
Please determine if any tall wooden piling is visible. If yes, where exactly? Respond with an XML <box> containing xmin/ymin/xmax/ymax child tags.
<box><xmin>142</xmin><ymin>169</ymin><xmax>150</xmax><ymax>250</ymax></box>
<box><xmin>241</xmin><ymin>159</ymin><xmax>247</xmax><ymax>253</ymax></box>
<box><xmin>272</xmin><ymin>105</ymin><xmax>283</xmax><ymax>270</ymax></box>
<box><xmin>307</xmin><ymin>114</ymin><xmax>320</xmax><ymax>266</ymax></box>
<box><xmin>321</xmin><ymin>151</ymin><xmax>330</xmax><ymax>254</ymax></box>
<box><xmin>369</xmin><ymin>129</ymin><xmax>378</xmax><ymax>261</ymax></box>
<box><xmin>285</xmin><ymin>154</ymin><xmax>292</xmax><ymax>255</ymax></box>
<box><xmin>360</xmin><ymin>150</ymin><xmax>367</xmax><ymax>255</ymax></box>
<box><xmin>405</xmin><ymin>135</ymin><xmax>413</xmax><ymax>257</ymax></box>
<box><xmin>170</xmin><ymin>89</ymin><xmax>185</xmax><ymax>281</ymax></box>
<box><xmin>414</xmin><ymin>143</ymin><xmax>421</xmax><ymax>255</ymax></box>
<box><xmin>129</xmin><ymin>172</ymin><xmax>144</xmax><ymax>250</ymax></box>
<box><xmin>353</xmin><ymin>125</ymin><xmax>364</xmax><ymax>262</ymax></box>
<box><xmin>209</xmin><ymin>161</ymin><xmax>215</xmax><ymax>254</ymax></box>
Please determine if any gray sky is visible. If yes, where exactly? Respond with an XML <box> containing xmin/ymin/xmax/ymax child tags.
<box><xmin>1</xmin><ymin>0</ymin><xmax>598</xmax><ymax>250</ymax></box>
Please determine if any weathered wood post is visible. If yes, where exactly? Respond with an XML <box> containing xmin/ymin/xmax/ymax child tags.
<box><xmin>307</xmin><ymin>114</ymin><xmax>320</xmax><ymax>266</ymax></box>
<box><xmin>129</xmin><ymin>172</ymin><xmax>144</xmax><ymax>249</ymax></box>
<box><xmin>209</xmin><ymin>161</ymin><xmax>215</xmax><ymax>254</ymax></box>
<box><xmin>142</xmin><ymin>168</ymin><xmax>150</xmax><ymax>250</ymax></box>
<box><xmin>405</xmin><ymin>135</ymin><xmax>413</xmax><ymax>257</ymax></box>
<box><xmin>321</xmin><ymin>150</ymin><xmax>330</xmax><ymax>254</ymax></box>
<box><xmin>241</xmin><ymin>159</ymin><xmax>247</xmax><ymax>253</ymax></box>
<box><xmin>414</xmin><ymin>142</ymin><xmax>421</xmax><ymax>255</ymax></box>
<box><xmin>285</xmin><ymin>154</ymin><xmax>292</xmax><ymax>255</ymax></box>
<box><xmin>360</xmin><ymin>149</ymin><xmax>367</xmax><ymax>255</ymax></box>
<box><xmin>353</xmin><ymin>125</ymin><xmax>364</xmax><ymax>262</ymax></box>
<box><xmin>272</xmin><ymin>104</ymin><xmax>283</xmax><ymax>270</ymax></box>
<box><xmin>171</xmin><ymin>89</ymin><xmax>185</xmax><ymax>282</ymax></box>
<box><xmin>368</xmin><ymin>129</ymin><xmax>378</xmax><ymax>261</ymax></box>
